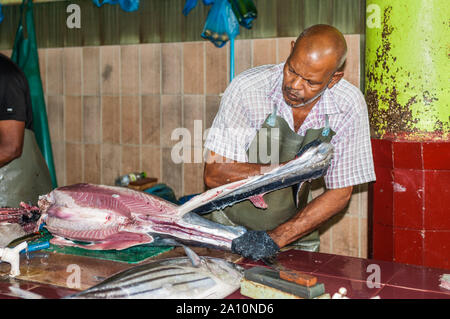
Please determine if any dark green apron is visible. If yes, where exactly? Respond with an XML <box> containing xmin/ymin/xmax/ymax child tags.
<box><xmin>204</xmin><ymin>105</ymin><xmax>335</xmax><ymax>252</ymax></box>
<box><xmin>0</xmin><ymin>128</ymin><xmax>53</xmax><ymax>207</ymax></box>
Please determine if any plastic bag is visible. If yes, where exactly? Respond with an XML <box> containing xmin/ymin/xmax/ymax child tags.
<box><xmin>182</xmin><ymin>0</ymin><xmax>216</xmax><ymax>16</ymax></box>
<box><xmin>92</xmin><ymin>0</ymin><xmax>139</xmax><ymax>12</ymax></box>
<box><xmin>201</xmin><ymin>0</ymin><xmax>239</xmax><ymax>48</ymax></box>
<box><xmin>228</xmin><ymin>0</ymin><xmax>257</xmax><ymax>29</ymax></box>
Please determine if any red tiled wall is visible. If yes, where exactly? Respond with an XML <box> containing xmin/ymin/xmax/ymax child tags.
<box><xmin>371</xmin><ymin>139</ymin><xmax>450</xmax><ymax>270</ymax></box>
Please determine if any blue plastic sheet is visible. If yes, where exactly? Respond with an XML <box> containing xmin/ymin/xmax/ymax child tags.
<box><xmin>0</xmin><ymin>4</ymin><xmax>4</xmax><ymax>24</ymax></box>
<box><xmin>201</xmin><ymin>0</ymin><xmax>239</xmax><ymax>48</ymax></box>
<box><xmin>92</xmin><ymin>0</ymin><xmax>139</xmax><ymax>12</ymax></box>
<box><xmin>182</xmin><ymin>0</ymin><xmax>216</xmax><ymax>16</ymax></box>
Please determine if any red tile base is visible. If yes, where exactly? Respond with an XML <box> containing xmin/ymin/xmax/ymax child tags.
<box><xmin>371</xmin><ymin>139</ymin><xmax>450</xmax><ymax>270</ymax></box>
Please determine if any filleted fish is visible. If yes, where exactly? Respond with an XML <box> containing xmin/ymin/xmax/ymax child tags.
<box><xmin>37</xmin><ymin>141</ymin><xmax>333</xmax><ymax>251</ymax></box>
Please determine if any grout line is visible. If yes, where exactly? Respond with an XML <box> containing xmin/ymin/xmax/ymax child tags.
<box><xmin>138</xmin><ymin>45</ymin><xmax>142</xmax><ymax>173</ymax></box>
<box><xmin>80</xmin><ymin>48</ymin><xmax>85</xmax><ymax>184</ymax></box>
<box><xmin>99</xmin><ymin>46</ymin><xmax>103</xmax><ymax>184</ymax></box>
<box><xmin>159</xmin><ymin>44</ymin><xmax>163</xmax><ymax>182</ymax></box>
<box><xmin>181</xmin><ymin>43</ymin><xmax>185</xmax><ymax>197</ymax></box>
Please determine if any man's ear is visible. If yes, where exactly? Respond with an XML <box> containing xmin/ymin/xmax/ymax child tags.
<box><xmin>290</xmin><ymin>41</ymin><xmax>295</xmax><ymax>55</ymax></box>
<box><xmin>328</xmin><ymin>71</ymin><xmax>344</xmax><ymax>89</ymax></box>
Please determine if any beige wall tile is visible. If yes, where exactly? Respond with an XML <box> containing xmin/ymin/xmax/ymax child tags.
<box><xmin>65</xmin><ymin>143</ymin><xmax>82</xmax><ymax>185</ymax></box>
<box><xmin>360</xmin><ymin>217</ymin><xmax>368</xmax><ymax>258</ymax></box>
<box><xmin>183</xmin><ymin>95</ymin><xmax>204</xmax><ymax>149</ymax></box>
<box><xmin>121</xmin><ymin>145</ymin><xmax>140</xmax><ymax>175</ymax></box>
<box><xmin>205</xmin><ymin>95</ymin><xmax>221</xmax><ymax>130</ymax></box>
<box><xmin>162</xmin><ymin>147</ymin><xmax>183</xmax><ymax>198</ymax></box>
<box><xmin>100</xmin><ymin>46</ymin><xmax>120</xmax><ymax>95</ymax></box>
<box><xmin>161</xmin><ymin>43</ymin><xmax>182</xmax><ymax>94</ymax></box>
<box><xmin>38</xmin><ymin>49</ymin><xmax>47</xmax><ymax>94</ymax></box>
<box><xmin>0</xmin><ymin>50</ymin><xmax>12</xmax><ymax>57</ymax></box>
<box><xmin>161</xmin><ymin>95</ymin><xmax>182</xmax><ymax>147</ymax></box>
<box><xmin>253</xmin><ymin>39</ymin><xmax>277</xmax><ymax>67</ymax></box>
<box><xmin>101</xmin><ymin>96</ymin><xmax>121</xmax><ymax>144</ymax></box>
<box><xmin>183</xmin><ymin>42</ymin><xmax>204</xmax><ymax>94</ymax></box>
<box><xmin>205</xmin><ymin>42</ymin><xmax>228</xmax><ymax>94</ymax></box>
<box><xmin>52</xmin><ymin>142</ymin><xmax>65</xmax><ymax>187</ymax></box>
<box><xmin>343</xmin><ymin>34</ymin><xmax>360</xmax><ymax>88</ymax></box>
<box><xmin>84</xmin><ymin>96</ymin><xmax>101</xmax><ymax>143</ymax></box>
<box><xmin>360</xmin><ymin>183</ymin><xmax>369</xmax><ymax>219</ymax></box>
<box><xmin>183</xmin><ymin>161</ymin><xmax>205</xmax><ymax>196</ymax></box>
<box><xmin>141</xmin><ymin>146</ymin><xmax>161</xmax><ymax>181</ymax></box>
<box><xmin>141</xmin><ymin>95</ymin><xmax>160</xmax><ymax>146</ymax></box>
<box><xmin>65</xmin><ymin>96</ymin><xmax>82</xmax><ymax>142</ymax></box>
<box><xmin>332</xmin><ymin>213</ymin><xmax>359</xmax><ymax>257</ymax></box>
<box><xmin>84</xmin><ymin>144</ymin><xmax>101</xmax><ymax>184</ymax></box>
<box><xmin>319</xmin><ymin>217</ymin><xmax>334</xmax><ymax>254</ymax></box>
<box><xmin>235</xmin><ymin>39</ymin><xmax>252</xmax><ymax>76</ymax></box>
<box><xmin>47</xmin><ymin>48</ymin><xmax>64</xmax><ymax>95</ymax></box>
<box><xmin>83</xmin><ymin>47</ymin><xmax>100</xmax><ymax>96</ymax></box>
<box><xmin>140</xmin><ymin>43</ymin><xmax>161</xmax><ymax>95</ymax></box>
<box><xmin>101</xmin><ymin>144</ymin><xmax>121</xmax><ymax>185</ymax></box>
<box><xmin>121</xmin><ymin>96</ymin><xmax>140</xmax><ymax>144</ymax></box>
<box><xmin>121</xmin><ymin>45</ymin><xmax>140</xmax><ymax>95</ymax></box>
<box><xmin>346</xmin><ymin>185</ymin><xmax>361</xmax><ymax>216</ymax></box>
<box><xmin>277</xmin><ymin>37</ymin><xmax>295</xmax><ymax>63</ymax></box>
<box><xmin>63</xmin><ymin>47</ymin><xmax>82</xmax><ymax>96</ymax></box>
<box><xmin>47</xmin><ymin>95</ymin><xmax>64</xmax><ymax>143</ymax></box>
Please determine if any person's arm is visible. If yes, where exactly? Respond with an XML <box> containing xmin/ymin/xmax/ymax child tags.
<box><xmin>268</xmin><ymin>186</ymin><xmax>353</xmax><ymax>247</ymax></box>
<box><xmin>0</xmin><ymin>120</ymin><xmax>25</xmax><ymax>167</ymax></box>
<box><xmin>204</xmin><ymin>150</ymin><xmax>275</xmax><ymax>188</ymax></box>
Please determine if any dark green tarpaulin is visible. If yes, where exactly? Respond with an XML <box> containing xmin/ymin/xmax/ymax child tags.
<box><xmin>11</xmin><ymin>0</ymin><xmax>57</xmax><ymax>188</ymax></box>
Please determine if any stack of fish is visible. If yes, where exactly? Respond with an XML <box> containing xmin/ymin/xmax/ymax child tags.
<box><xmin>0</xmin><ymin>202</ymin><xmax>40</xmax><ymax>247</ymax></box>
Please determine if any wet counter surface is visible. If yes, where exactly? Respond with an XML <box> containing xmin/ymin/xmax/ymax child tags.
<box><xmin>1</xmin><ymin>247</ymin><xmax>449</xmax><ymax>299</ymax></box>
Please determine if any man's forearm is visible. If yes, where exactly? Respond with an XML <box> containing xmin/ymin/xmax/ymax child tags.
<box><xmin>204</xmin><ymin>161</ymin><xmax>271</xmax><ymax>188</ymax></box>
<box><xmin>268</xmin><ymin>186</ymin><xmax>353</xmax><ymax>248</ymax></box>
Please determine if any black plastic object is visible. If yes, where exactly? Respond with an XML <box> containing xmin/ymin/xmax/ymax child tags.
<box><xmin>228</xmin><ymin>0</ymin><xmax>257</xmax><ymax>29</ymax></box>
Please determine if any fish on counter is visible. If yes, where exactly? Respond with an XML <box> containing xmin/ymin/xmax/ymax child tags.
<box><xmin>66</xmin><ymin>250</ymin><xmax>244</xmax><ymax>299</ymax></box>
<box><xmin>0</xmin><ymin>202</ymin><xmax>41</xmax><ymax>247</ymax></box>
<box><xmin>37</xmin><ymin>141</ymin><xmax>333</xmax><ymax>252</ymax></box>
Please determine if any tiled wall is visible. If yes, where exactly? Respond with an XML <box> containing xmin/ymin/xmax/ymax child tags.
<box><xmin>0</xmin><ymin>34</ymin><xmax>369</xmax><ymax>258</ymax></box>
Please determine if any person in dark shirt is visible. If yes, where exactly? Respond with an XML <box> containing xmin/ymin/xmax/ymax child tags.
<box><xmin>0</xmin><ymin>53</ymin><xmax>52</xmax><ymax>207</ymax></box>
<box><xmin>0</xmin><ymin>53</ymin><xmax>33</xmax><ymax>167</ymax></box>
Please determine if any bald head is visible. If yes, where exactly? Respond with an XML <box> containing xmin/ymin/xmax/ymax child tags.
<box><xmin>291</xmin><ymin>24</ymin><xmax>347</xmax><ymax>72</ymax></box>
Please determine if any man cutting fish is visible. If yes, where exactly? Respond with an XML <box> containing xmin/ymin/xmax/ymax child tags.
<box><xmin>0</xmin><ymin>53</ymin><xmax>53</xmax><ymax>207</ymax></box>
<box><xmin>203</xmin><ymin>24</ymin><xmax>376</xmax><ymax>260</ymax></box>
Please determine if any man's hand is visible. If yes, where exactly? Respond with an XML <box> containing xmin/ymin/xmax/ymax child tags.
<box><xmin>231</xmin><ymin>230</ymin><xmax>280</xmax><ymax>260</ymax></box>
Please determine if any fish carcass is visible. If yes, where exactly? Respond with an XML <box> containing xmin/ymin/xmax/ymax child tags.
<box><xmin>67</xmin><ymin>255</ymin><xmax>244</xmax><ymax>299</ymax></box>
<box><xmin>37</xmin><ymin>141</ymin><xmax>333</xmax><ymax>251</ymax></box>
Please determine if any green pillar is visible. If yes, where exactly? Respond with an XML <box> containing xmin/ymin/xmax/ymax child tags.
<box><xmin>365</xmin><ymin>0</ymin><xmax>449</xmax><ymax>141</ymax></box>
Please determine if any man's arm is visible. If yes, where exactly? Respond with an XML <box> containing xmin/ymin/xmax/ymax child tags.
<box><xmin>204</xmin><ymin>150</ymin><xmax>276</xmax><ymax>188</ymax></box>
<box><xmin>268</xmin><ymin>186</ymin><xmax>353</xmax><ymax>248</ymax></box>
<box><xmin>0</xmin><ymin>120</ymin><xmax>25</xmax><ymax>167</ymax></box>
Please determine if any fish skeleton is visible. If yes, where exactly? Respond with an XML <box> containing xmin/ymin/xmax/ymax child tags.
<box><xmin>37</xmin><ymin>141</ymin><xmax>333</xmax><ymax>251</ymax></box>
<box><xmin>66</xmin><ymin>254</ymin><xmax>244</xmax><ymax>299</ymax></box>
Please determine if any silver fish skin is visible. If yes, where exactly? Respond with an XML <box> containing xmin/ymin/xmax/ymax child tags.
<box><xmin>180</xmin><ymin>141</ymin><xmax>334</xmax><ymax>215</ymax></box>
<box><xmin>67</xmin><ymin>256</ymin><xmax>244</xmax><ymax>299</ymax></box>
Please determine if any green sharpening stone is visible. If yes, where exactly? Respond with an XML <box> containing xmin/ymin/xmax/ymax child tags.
<box><xmin>243</xmin><ymin>266</ymin><xmax>325</xmax><ymax>299</ymax></box>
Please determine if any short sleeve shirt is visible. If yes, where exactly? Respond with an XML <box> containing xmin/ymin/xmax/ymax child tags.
<box><xmin>204</xmin><ymin>63</ymin><xmax>376</xmax><ymax>189</ymax></box>
<box><xmin>0</xmin><ymin>53</ymin><xmax>33</xmax><ymax>131</ymax></box>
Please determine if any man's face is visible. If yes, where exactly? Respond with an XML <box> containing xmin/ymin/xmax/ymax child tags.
<box><xmin>282</xmin><ymin>43</ymin><xmax>340</xmax><ymax>107</ymax></box>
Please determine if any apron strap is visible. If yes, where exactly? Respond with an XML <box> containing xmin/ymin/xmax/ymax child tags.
<box><xmin>266</xmin><ymin>103</ymin><xmax>278</xmax><ymax>127</ymax></box>
<box><xmin>322</xmin><ymin>114</ymin><xmax>330</xmax><ymax>137</ymax></box>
